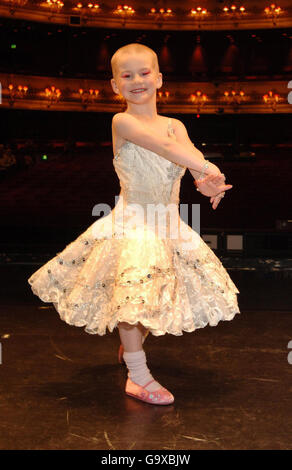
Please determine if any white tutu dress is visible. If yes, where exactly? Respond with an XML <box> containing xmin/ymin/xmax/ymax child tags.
<box><xmin>28</xmin><ymin>118</ymin><xmax>240</xmax><ymax>336</ymax></box>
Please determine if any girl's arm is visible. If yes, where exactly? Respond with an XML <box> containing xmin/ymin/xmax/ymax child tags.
<box><xmin>112</xmin><ymin>113</ymin><xmax>220</xmax><ymax>175</ymax></box>
<box><xmin>170</xmin><ymin>119</ymin><xmax>231</xmax><ymax>207</ymax></box>
<box><xmin>169</xmin><ymin>118</ymin><xmax>207</xmax><ymax>180</ymax></box>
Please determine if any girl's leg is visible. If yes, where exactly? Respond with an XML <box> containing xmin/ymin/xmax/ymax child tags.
<box><xmin>140</xmin><ymin>324</ymin><xmax>150</xmax><ymax>344</ymax></box>
<box><xmin>118</xmin><ymin>322</ymin><xmax>149</xmax><ymax>352</ymax></box>
<box><xmin>118</xmin><ymin>321</ymin><xmax>143</xmax><ymax>352</ymax></box>
<box><xmin>118</xmin><ymin>321</ymin><xmax>162</xmax><ymax>392</ymax></box>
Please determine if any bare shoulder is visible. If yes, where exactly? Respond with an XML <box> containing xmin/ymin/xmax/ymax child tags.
<box><xmin>112</xmin><ymin>113</ymin><xmax>130</xmax><ymax>153</ymax></box>
<box><xmin>112</xmin><ymin>112</ymin><xmax>124</xmax><ymax>130</ymax></box>
<box><xmin>111</xmin><ymin>113</ymin><xmax>175</xmax><ymax>159</ymax></box>
<box><xmin>112</xmin><ymin>112</ymin><xmax>135</xmax><ymax>126</ymax></box>
<box><xmin>112</xmin><ymin>112</ymin><xmax>125</xmax><ymax>123</ymax></box>
<box><xmin>170</xmin><ymin>117</ymin><xmax>187</xmax><ymax>133</ymax></box>
<box><xmin>112</xmin><ymin>112</ymin><xmax>156</xmax><ymax>154</ymax></box>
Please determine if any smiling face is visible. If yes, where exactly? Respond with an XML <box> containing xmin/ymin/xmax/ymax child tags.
<box><xmin>111</xmin><ymin>51</ymin><xmax>162</xmax><ymax>103</ymax></box>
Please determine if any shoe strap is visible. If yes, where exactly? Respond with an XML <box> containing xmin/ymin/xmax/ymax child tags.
<box><xmin>143</xmin><ymin>379</ymin><xmax>155</xmax><ymax>388</ymax></box>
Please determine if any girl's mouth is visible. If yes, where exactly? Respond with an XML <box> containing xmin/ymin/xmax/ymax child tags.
<box><xmin>131</xmin><ymin>89</ymin><xmax>146</xmax><ymax>94</ymax></box>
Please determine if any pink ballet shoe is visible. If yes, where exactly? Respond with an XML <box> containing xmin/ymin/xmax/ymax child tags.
<box><xmin>125</xmin><ymin>378</ymin><xmax>175</xmax><ymax>405</ymax></box>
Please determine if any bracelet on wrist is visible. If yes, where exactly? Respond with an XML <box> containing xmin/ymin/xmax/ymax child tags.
<box><xmin>198</xmin><ymin>161</ymin><xmax>209</xmax><ymax>180</ymax></box>
<box><xmin>195</xmin><ymin>161</ymin><xmax>209</xmax><ymax>191</ymax></box>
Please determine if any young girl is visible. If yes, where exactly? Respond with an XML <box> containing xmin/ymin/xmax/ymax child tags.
<box><xmin>28</xmin><ymin>43</ymin><xmax>240</xmax><ymax>406</ymax></box>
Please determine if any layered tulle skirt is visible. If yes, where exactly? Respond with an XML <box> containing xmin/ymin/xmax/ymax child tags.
<box><xmin>28</xmin><ymin>194</ymin><xmax>240</xmax><ymax>336</ymax></box>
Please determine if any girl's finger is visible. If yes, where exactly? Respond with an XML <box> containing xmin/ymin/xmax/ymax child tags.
<box><xmin>217</xmin><ymin>184</ymin><xmax>232</xmax><ymax>192</ymax></box>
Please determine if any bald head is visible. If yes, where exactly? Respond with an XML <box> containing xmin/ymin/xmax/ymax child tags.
<box><xmin>111</xmin><ymin>43</ymin><xmax>159</xmax><ymax>78</ymax></box>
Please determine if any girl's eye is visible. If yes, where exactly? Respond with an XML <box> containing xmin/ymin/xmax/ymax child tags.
<box><xmin>122</xmin><ymin>72</ymin><xmax>149</xmax><ymax>78</ymax></box>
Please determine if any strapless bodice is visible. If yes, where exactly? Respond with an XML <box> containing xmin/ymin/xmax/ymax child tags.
<box><xmin>113</xmin><ymin>119</ymin><xmax>186</xmax><ymax>208</ymax></box>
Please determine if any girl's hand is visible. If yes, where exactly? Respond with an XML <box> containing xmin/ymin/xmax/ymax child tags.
<box><xmin>209</xmin><ymin>174</ymin><xmax>227</xmax><ymax>210</ymax></box>
<box><xmin>210</xmin><ymin>192</ymin><xmax>225</xmax><ymax>210</ymax></box>
<box><xmin>194</xmin><ymin>173</ymin><xmax>232</xmax><ymax>198</ymax></box>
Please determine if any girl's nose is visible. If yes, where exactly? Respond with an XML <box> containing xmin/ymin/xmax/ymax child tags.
<box><xmin>133</xmin><ymin>74</ymin><xmax>143</xmax><ymax>82</ymax></box>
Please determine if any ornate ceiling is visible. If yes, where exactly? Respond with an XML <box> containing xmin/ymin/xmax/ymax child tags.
<box><xmin>0</xmin><ymin>0</ymin><xmax>291</xmax><ymax>30</ymax></box>
<box><xmin>0</xmin><ymin>1</ymin><xmax>291</xmax><ymax>113</ymax></box>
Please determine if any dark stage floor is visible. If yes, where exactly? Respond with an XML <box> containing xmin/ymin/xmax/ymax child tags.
<box><xmin>0</xmin><ymin>264</ymin><xmax>292</xmax><ymax>450</ymax></box>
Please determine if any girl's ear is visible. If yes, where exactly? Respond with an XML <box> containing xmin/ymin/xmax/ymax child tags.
<box><xmin>110</xmin><ymin>78</ymin><xmax>119</xmax><ymax>94</ymax></box>
<box><xmin>156</xmin><ymin>73</ymin><xmax>163</xmax><ymax>89</ymax></box>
